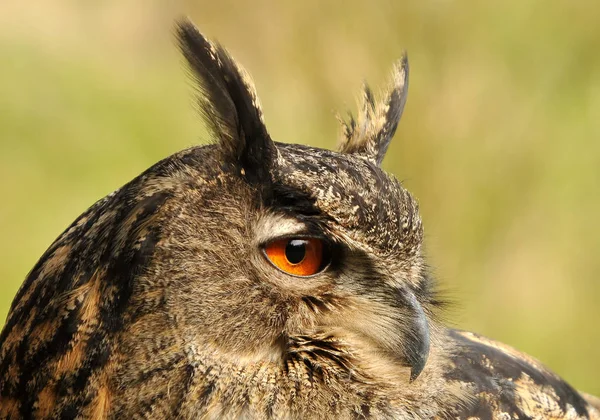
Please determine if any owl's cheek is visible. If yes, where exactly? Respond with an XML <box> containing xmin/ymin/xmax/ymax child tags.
<box><xmin>298</xmin><ymin>290</ymin><xmax>431</xmax><ymax>381</ymax></box>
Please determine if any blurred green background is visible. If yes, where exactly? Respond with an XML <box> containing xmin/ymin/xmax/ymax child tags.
<box><xmin>1</xmin><ymin>1</ymin><xmax>599</xmax><ymax>394</ymax></box>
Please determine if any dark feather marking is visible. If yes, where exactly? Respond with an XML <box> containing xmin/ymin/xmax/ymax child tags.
<box><xmin>359</xmin><ymin>403</ymin><xmax>371</xmax><ymax>419</ymax></box>
<box><xmin>15</xmin><ymin>305</ymin><xmax>81</xmax><ymax>416</ymax></box>
<box><xmin>101</xmin><ymin>192</ymin><xmax>171</xmax><ymax>326</ymax></box>
<box><xmin>60</xmin><ymin>403</ymin><xmax>79</xmax><ymax>420</ymax></box>
<box><xmin>265</xmin><ymin>377</ymin><xmax>280</xmax><ymax>418</ymax></box>
<box><xmin>269</xmin><ymin>181</ymin><xmax>323</xmax><ymax>218</ymax></box>
<box><xmin>135</xmin><ymin>353</ymin><xmax>186</xmax><ymax>386</ymax></box>
<box><xmin>173</xmin><ymin>364</ymin><xmax>196</xmax><ymax>418</ymax></box>
<box><xmin>71</xmin><ymin>333</ymin><xmax>111</xmax><ymax>391</ymax></box>
<box><xmin>199</xmin><ymin>379</ymin><xmax>217</xmax><ymax>408</ymax></box>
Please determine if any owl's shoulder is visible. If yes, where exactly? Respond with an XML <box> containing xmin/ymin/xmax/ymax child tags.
<box><xmin>442</xmin><ymin>330</ymin><xmax>598</xmax><ymax>419</ymax></box>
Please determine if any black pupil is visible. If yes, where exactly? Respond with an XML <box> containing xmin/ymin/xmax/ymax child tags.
<box><xmin>285</xmin><ymin>240</ymin><xmax>306</xmax><ymax>264</ymax></box>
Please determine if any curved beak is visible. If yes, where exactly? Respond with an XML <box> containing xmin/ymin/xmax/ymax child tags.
<box><xmin>397</xmin><ymin>286</ymin><xmax>430</xmax><ymax>381</ymax></box>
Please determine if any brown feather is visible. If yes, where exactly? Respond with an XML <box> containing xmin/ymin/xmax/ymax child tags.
<box><xmin>0</xmin><ymin>19</ymin><xmax>596</xmax><ymax>420</ymax></box>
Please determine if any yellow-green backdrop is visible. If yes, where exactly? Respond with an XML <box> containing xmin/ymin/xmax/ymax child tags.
<box><xmin>1</xmin><ymin>1</ymin><xmax>599</xmax><ymax>395</ymax></box>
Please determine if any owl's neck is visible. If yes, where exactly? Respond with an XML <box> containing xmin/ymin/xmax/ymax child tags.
<box><xmin>174</xmin><ymin>334</ymin><xmax>467</xmax><ymax>419</ymax></box>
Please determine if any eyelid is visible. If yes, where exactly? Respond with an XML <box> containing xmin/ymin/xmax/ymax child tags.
<box><xmin>260</xmin><ymin>232</ymin><xmax>326</xmax><ymax>245</ymax></box>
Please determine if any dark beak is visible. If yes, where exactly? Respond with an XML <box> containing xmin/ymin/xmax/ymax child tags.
<box><xmin>397</xmin><ymin>286</ymin><xmax>430</xmax><ymax>381</ymax></box>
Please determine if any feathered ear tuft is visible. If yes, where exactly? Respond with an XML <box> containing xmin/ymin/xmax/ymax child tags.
<box><xmin>338</xmin><ymin>54</ymin><xmax>409</xmax><ymax>166</ymax></box>
<box><xmin>176</xmin><ymin>19</ymin><xmax>274</xmax><ymax>181</ymax></box>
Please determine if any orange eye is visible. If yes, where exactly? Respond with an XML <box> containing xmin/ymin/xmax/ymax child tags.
<box><xmin>264</xmin><ymin>238</ymin><xmax>328</xmax><ymax>276</ymax></box>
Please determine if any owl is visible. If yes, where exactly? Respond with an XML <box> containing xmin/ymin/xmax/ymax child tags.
<box><xmin>0</xmin><ymin>19</ymin><xmax>598</xmax><ymax>420</ymax></box>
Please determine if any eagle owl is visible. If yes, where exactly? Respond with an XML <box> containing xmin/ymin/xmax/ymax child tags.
<box><xmin>0</xmin><ymin>19</ymin><xmax>598</xmax><ymax>419</ymax></box>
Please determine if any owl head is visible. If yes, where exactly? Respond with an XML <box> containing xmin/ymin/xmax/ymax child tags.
<box><xmin>146</xmin><ymin>20</ymin><xmax>439</xmax><ymax>383</ymax></box>
<box><xmin>0</xmin><ymin>22</ymin><xmax>440</xmax><ymax>409</ymax></box>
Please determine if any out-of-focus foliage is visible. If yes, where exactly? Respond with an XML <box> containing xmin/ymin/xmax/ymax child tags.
<box><xmin>0</xmin><ymin>0</ymin><xmax>598</xmax><ymax>393</ymax></box>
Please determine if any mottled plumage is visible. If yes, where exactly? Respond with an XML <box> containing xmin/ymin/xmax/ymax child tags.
<box><xmin>0</xmin><ymin>19</ymin><xmax>598</xmax><ymax>419</ymax></box>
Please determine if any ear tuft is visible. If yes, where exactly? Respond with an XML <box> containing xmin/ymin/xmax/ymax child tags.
<box><xmin>338</xmin><ymin>54</ymin><xmax>409</xmax><ymax>165</ymax></box>
<box><xmin>176</xmin><ymin>19</ymin><xmax>274</xmax><ymax>181</ymax></box>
